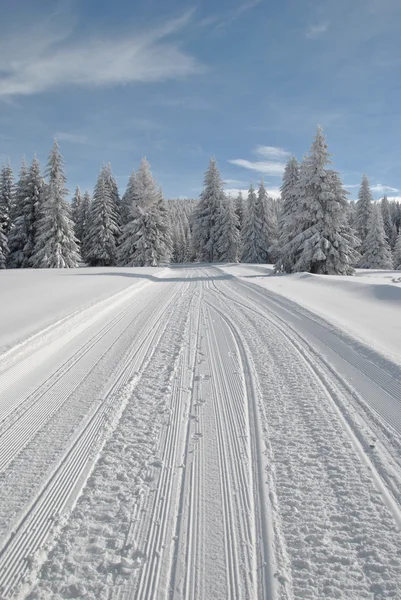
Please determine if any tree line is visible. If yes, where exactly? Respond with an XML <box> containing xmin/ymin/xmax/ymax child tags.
<box><xmin>1</xmin><ymin>127</ymin><xmax>401</xmax><ymax>273</ymax></box>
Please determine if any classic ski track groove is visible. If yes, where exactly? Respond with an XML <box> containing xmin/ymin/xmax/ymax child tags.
<box><xmin>0</xmin><ymin>282</ymin><xmax>184</xmax><ymax>598</ymax></box>
<box><xmin>0</xmin><ymin>287</ymin><xmax>162</xmax><ymax>474</ymax></box>
<box><xmin>212</xmin><ymin>278</ymin><xmax>401</xmax><ymax>525</ymax></box>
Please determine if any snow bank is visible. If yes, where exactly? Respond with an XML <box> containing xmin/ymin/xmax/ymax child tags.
<box><xmin>0</xmin><ymin>267</ymin><xmax>164</xmax><ymax>353</ymax></box>
<box><xmin>219</xmin><ymin>264</ymin><xmax>401</xmax><ymax>365</ymax></box>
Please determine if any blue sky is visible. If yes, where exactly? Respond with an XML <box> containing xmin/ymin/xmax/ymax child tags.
<box><xmin>1</xmin><ymin>0</ymin><xmax>401</xmax><ymax>201</ymax></box>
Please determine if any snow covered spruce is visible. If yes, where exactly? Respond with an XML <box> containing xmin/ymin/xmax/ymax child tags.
<box><xmin>1</xmin><ymin>127</ymin><xmax>401</xmax><ymax>271</ymax></box>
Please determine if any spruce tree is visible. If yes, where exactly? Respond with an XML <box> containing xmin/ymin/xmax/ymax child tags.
<box><xmin>85</xmin><ymin>170</ymin><xmax>121</xmax><ymax>266</ymax></box>
<box><xmin>118</xmin><ymin>158</ymin><xmax>169</xmax><ymax>267</ymax></box>
<box><xmin>241</xmin><ymin>184</ymin><xmax>265</xmax><ymax>263</ymax></box>
<box><xmin>355</xmin><ymin>174</ymin><xmax>373</xmax><ymax>250</ymax></box>
<box><xmin>103</xmin><ymin>163</ymin><xmax>121</xmax><ymax>228</ymax></box>
<box><xmin>359</xmin><ymin>203</ymin><xmax>393</xmax><ymax>269</ymax></box>
<box><xmin>393</xmin><ymin>232</ymin><xmax>401</xmax><ymax>270</ymax></box>
<box><xmin>281</xmin><ymin>127</ymin><xmax>360</xmax><ymax>274</ymax></box>
<box><xmin>191</xmin><ymin>158</ymin><xmax>225</xmax><ymax>262</ymax></box>
<box><xmin>275</xmin><ymin>156</ymin><xmax>300</xmax><ymax>272</ymax></box>
<box><xmin>258</xmin><ymin>180</ymin><xmax>278</xmax><ymax>262</ymax></box>
<box><xmin>0</xmin><ymin>163</ymin><xmax>14</xmax><ymax>268</ymax></box>
<box><xmin>7</xmin><ymin>159</ymin><xmax>29</xmax><ymax>268</ymax></box>
<box><xmin>78</xmin><ymin>191</ymin><xmax>91</xmax><ymax>259</ymax></box>
<box><xmin>120</xmin><ymin>171</ymin><xmax>137</xmax><ymax>226</ymax></box>
<box><xmin>216</xmin><ymin>197</ymin><xmax>240</xmax><ymax>262</ymax></box>
<box><xmin>32</xmin><ymin>141</ymin><xmax>80</xmax><ymax>268</ymax></box>
<box><xmin>235</xmin><ymin>192</ymin><xmax>245</xmax><ymax>231</ymax></box>
<box><xmin>70</xmin><ymin>186</ymin><xmax>83</xmax><ymax>235</ymax></box>
<box><xmin>23</xmin><ymin>157</ymin><xmax>45</xmax><ymax>266</ymax></box>
<box><xmin>381</xmin><ymin>195</ymin><xmax>393</xmax><ymax>243</ymax></box>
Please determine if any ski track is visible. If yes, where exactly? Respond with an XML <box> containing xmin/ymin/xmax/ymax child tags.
<box><xmin>0</xmin><ymin>278</ymin><xmax>186</xmax><ymax>598</ymax></box>
<box><xmin>1</xmin><ymin>266</ymin><xmax>401</xmax><ymax>600</ymax></box>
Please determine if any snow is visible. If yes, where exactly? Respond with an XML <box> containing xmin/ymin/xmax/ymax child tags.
<box><xmin>0</xmin><ymin>267</ymin><xmax>164</xmax><ymax>353</ymax></box>
<box><xmin>219</xmin><ymin>264</ymin><xmax>401</xmax><ymax>365</ymax></box>
<box><xmin>0</xmin><ymin>266</ymin><xmax>401</xmax><ymax>599</ymax></box>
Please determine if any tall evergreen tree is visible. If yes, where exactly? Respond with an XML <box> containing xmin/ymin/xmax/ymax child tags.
<box><xmin>0</xmin><ymin>163</ymin><xmax>14</xmax><ymax>268</ymax></box>
<box><xmin>24</xmin><ymin>157</ymin><xmax>45</xmax><ymax>266</ymax></box>
<box><xmin>7</xmin><ymin>159</ymin><xmax>29</xmax><ymax>268</ymax></box>
<box><xmin>77</xmin><ymin>191</ymin><xmax>91</xmax><ymax>258</ymax></box>
<box><xmin>70</xmin><ymin>186</ymin><xmax>83</xmax><ymax>234</ymax></box>
<box><xmin>216</xmin><ymin>197</ymin><xmax>240</xmax><ymax>262</ymax></box>
<box><xmin>280</xmin><ymin>127</ymin><xmax>359</xmax><ymax>274</ymax></box>
<box><xmin>85</xmin><ymin>169</ymin><xmax>121</xmax><ymax>266</ymax></box>
<box><xmin>191</xmin><ymin>158</ymin><xmax>225</xmax><ymax>262</ymax></box>
<box><xmin>258</xmin><ymin>180</ymin><xmax>278</xmax><ymax>262</ymax></box>
<box><xmin>120</xmin><ymin>171</ymin><xmax>137</xmax><ymax>226</ymax></box>
<box><xmin>103</xmin><ymin>163</ymin><xmax>121</xmax><ymax>228</ymax></box>
<box><xmin>393</xmin><ymin>232</ymin><xmax>401</xmax><ymax>270</ymax></box>
<box><xmin>359</xmin><ymin>203</ymin><xmax>393</xmax><ymax>269</ymax></box>
<box><xmin>235</xmin><ymin>192</ymin><xmax>245</xmax><ymax>231</ymax></box>
<box><xmin>355</xmin><ymin>174</ymin><xmax>373</xmax><ymax>250</ymax></box>
<box><xmin>381</xmin><ymin>195</ymin><xmax>393</xmax><ymax>243</ymax></box>
<box><xmin>32</xmin><ymin>141</ymin><xmax>80</xmax><ymax>268</ymax></box>
<box><xmin>0</xmin><ymin>162</ymin><xmax>14</xmax><ymax>236</ymax></box>
<box><xmin>275</xmin><ymin>156</ymin><xmax>300</xmax><ymax>272</ymax></box>
<box><xmin>241</xmin><ymin>184</ymin><xmax>265</xmax><ymax>263</ymax></box>
<box><xmin>118</xmin><ymin>159</ymin><xmax>169</xmax><ymax>266</ymax></box>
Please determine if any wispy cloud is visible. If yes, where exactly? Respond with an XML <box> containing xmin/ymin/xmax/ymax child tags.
<box><xmin>56</xmin><ymin>132</ymin><xmax>89</xmax><ymax>145</ymax></box>
<box><xmin>306</xmin><ymin>23</ymin><xmax>329</xmax><ymax>39</ymax></box>
<box><xmin>228</xmin><ymin>144</ymin><xmax>290</xmax><ymax>176</ymax></box>
<box><xmin>370</xmin><ymin>183</ymin><xmax>399</xmax><ymax>194</ymax></box>
<box><xmin>0</xmin><ymin>12</ymin><xmax>201</xmax><ymax>97</ymax></box>
<box><xmin>255</xmin><ymin>145</ymin><xmax>291</xmax><ymax>159</ymax></box>
<box><xmin>206</xmin><ymin>0</ymin><xmax>263</xmax><ymax>31</ymax></box>
<box><xmin>224</xmin><ymin>178</ymin><xmax>248</xmax><ymax>186</ymax></box>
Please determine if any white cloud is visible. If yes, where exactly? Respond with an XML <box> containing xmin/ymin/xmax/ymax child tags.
<box><xmin>228</xmin><ymin>159</ymin><xmax>286</xmax><ymax>176</ymax></box>
<box><xmin>0</xmin><ymin>12</ymin><xmax>201</xmax><ymax>97</ymax></box>
<box><xmin>225</xmin><ymin>187</ymin><xmax>281</xmax><ymax>199</ymax></box>
<box><xmin>56</xmin><ymin>132</ymin><xmax>89</xmax><ymax>145</ymax></box>
<box><xmin>306</xmin><ymin>23</ymin><xmax>329</xmax><ymax>39</ymax></box>
<box><xmin>255</xmin><ymin>145</ymin><xmax>291</xmax><ymax>159</ymax></box>
<box><xmin>224</xmin><ymin>178</ymin><xmax>248</xmax><ymax>186</ymax></box>
<box><xmin>370</xmin><ymin>183</ymin><xmax>399</xmax><ymax>194</ymax></box>
<box><xmin>344</xmin><ymin>183</ymin><xmax>360</xmax><ymax>189</ymax></box>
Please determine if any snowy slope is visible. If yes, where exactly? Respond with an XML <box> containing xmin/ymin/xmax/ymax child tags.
<box><xmin>0</xmin><ymin>267</ymin><xmax>164</xmax><ymax>353</ymax></box>
<box><xmin>220</xmin><ymin>264</ymin><xmax>401</xmax><ymax>365</ymax></box>
<box><xmin>0</xmin><ymin>266</ymin><xmax>400</xmax><ymax>600</ymax></box>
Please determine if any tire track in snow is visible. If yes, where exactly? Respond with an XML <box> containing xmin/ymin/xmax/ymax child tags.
<box><xmin>0</xmin><ymin>281</ymin><xmax>183</xmax><ymax>598</ymax></box>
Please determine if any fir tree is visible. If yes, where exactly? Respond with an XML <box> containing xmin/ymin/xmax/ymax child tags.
<box><xmin>275</xmin><ymin>156</ymin><xmax>300</xmax><ymax>272</ymax></box>
<box><xmin>359</xmin><ymin>203</ymin><xmax>393</xmax><ymax>269</ymax></box>
<box><xmin>191</xmin><ymin>158</ymin><xmax>225</xmax><ymax>262</ymax></box>
<box><xmin>7</xmin><ymin>159</ymin><xmax>29</xmax><ymax>268</ymax></box>
<box><xmin>216</xmin><ymin>196</ymin><xmax>240</xmax><ymax>262</ymax></box>
<box><xmin>235</xmin><ymin>192</ymin><xmax>245</xmax><ymax>231</ymax></box>
<box><xmin>70</xmin><ymin>186</ymin><xmax>83</xmax><ymax>234</ymax></box>
<box><xmin>85</xmin><ymin>169</ymin><xmax>121</xmax><ymax>266</ymax></box>
<box><xmin>0</xmin><ymin>163</ymin><xmax>14</xmax><ymax>268</ymax></box>
<box><xmin>393</xmin><ymin>232</ymin><xmax>401</xmax><ymax>270</ymax></box>
<box><xmin>32</xmin><ymin>141</ymin><xmax>80</xmax><ymax>268</ymax></box>
<box><xmin>241</xmin><ymin>184</ymin><xmax>265</xmax><ymax>263</ymax></box>
<box><xmin>24</xmin><ymin>157</ymin><xmax>45</xmax><ymax>266</ymax></box>
<box><xmin>120</xmin><ymin>171</ymin><xmax>137</xmax><ymax>226</ymax></box>
<box><xmin>355</xmin><ymin>174</ymin><xmax>373</xmax><ymax>249</ymax></box>
<box><xmin>281</xmin><ymin>127</ymin><xmax>360</xmax><ymax>275</ymax></box>
<box><xmin>381</xmin><ymin>195</ymin><xmax>393</xmax><ymax>243</ymax></box>
<box><xmin>258</xmin><ymin>180</ymin><xmax>278</xmax><ymax>262</ymax></box>
<box><xmin>103</xmin><ymin>163</ymin><xmax>121</xmax><ymax>228</ymax></box>
<box><xmin>78</xmin><ymin>191</ymin><xmax>91</xmax><ymax>258</ymax></box>
<box><xmin>0</xmin><ymin>162</ymin><xmax>14</xmax><ymax>236</ymax></box>
<box><xmin>118</xmin><ymin>159</ymin><xmax>169</xmax><ymax>266</ymax></box>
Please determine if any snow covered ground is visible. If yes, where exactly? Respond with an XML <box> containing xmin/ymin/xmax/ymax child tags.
<box><xmin>220</xmin><ymin>264</ymin><xmax>401</xmax><ymax>365</ymax></box>
<box><xmin>0</xmin><ymin>265</ymin><xmax>401</xmax><ymax>600</ymax></box>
